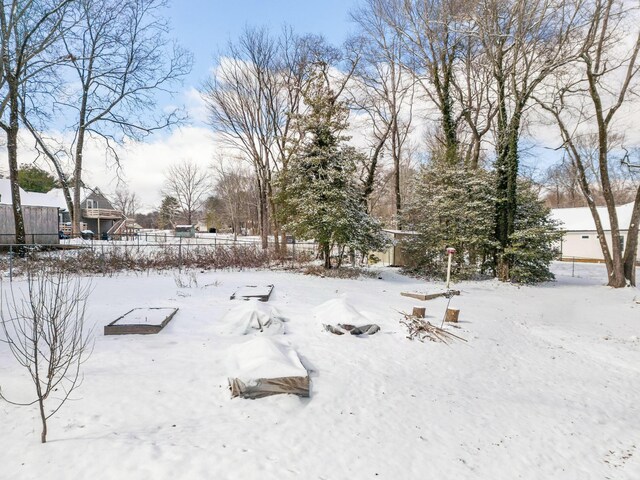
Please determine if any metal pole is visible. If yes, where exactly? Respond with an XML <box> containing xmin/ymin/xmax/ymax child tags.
<box><xmin>9</xmin><ymin>244</ymin><xmax>13</xmax><ymax>282</ymax></box>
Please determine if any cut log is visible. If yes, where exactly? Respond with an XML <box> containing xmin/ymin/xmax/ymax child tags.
<box><xmin>444</xmin><ymin>308</ymin><xmax>460</xmax><ymax>323</ymax></box>
<box><xmin>412</xmin><ymin>306</ymin><xmax>426</xmax><ymax>318</ymax></box>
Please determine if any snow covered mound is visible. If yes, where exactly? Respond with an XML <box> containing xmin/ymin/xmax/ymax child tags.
<box><xmin>218</xmin><ymin>300</ymin><xmax>285</xmax><ymax>335</ymax></box>
<box><xmin>226</xmin><ymin>337</ymin><xmax>307</xmax><ymax>380</ymax></box>
<box><xmin>313</xmin><ymin>297</ymin><xmax>369</xmax><ymax>326</ymax></box>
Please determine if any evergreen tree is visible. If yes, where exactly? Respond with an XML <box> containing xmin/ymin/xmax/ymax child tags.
<box><xmin>403</xmin><ymin>163</ymin><xmax>561</xmax><ymax>283</ymax></box>
<box><xmin>402</xmin><ymin>162</ymin><xmax>497</xmax><ymax>279</ymax></box>
<box><xmin>503</xmin><ymin>181</ymin><xmax>563</xmax><ymax>284</ymax></box>
<box><xmin>158</xmin><ymin>196</ymin><xmax>180</xmax><ymax>229</ymax></box>
<box><xmin>17</xmin><ymin>164</ymin><xmax>58</xmax><ymax>193</ymax></box>
<box><xmin>278</xmin><ymin>76</ymin><xmax>387</xmax><ymax>268</ymax></box>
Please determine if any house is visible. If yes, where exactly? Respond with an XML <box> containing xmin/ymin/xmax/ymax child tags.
<box><xmin>0</xmin><ymin>179</ymin><xmax>60</xmax><ymax>245</ymax></box>
<box><xmin>1</xmin><ymin>180</ymin><xmax>138</xmax><ymax>242</ymax></box>
<box><xmin>52</xmin><ymin>187</ymin><xmax>140</xmax><ymax>238</ymax></box>
<box><xmin>551</xmin><ymin>202</ymin><xmax>640</xmax><ymax>261</ymax></box>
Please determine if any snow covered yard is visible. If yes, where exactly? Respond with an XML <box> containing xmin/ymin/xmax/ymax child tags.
<box><xmin>0</xmin><ymin>263</ymin><xmax>639</xmax><ymax>479</ymax></box>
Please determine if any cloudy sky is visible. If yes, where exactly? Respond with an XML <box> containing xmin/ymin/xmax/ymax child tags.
<box><xmin>108</xmin><ymin>0</ymin><xmax>359</xmax><ymax>211</ymax></box>
<box><xmin>0</xmin><ymin>0</ymin><xmax>359</xmax><ymax>212</ymax></box>
<box><xmin>3</xmin><ymin>0</ymin><xmax>639</xmax><ymax>212</ymax></box>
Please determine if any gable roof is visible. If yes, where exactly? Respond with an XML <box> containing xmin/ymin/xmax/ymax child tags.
<box><xmin>0</xmin><ymin>179</ymin><xmax>74</xmax><ymax>210</ymax></box>
<box><xmin>551</xmin><ymin>202</ymin><xmax>636</xmax><ymax>231</ymax></box>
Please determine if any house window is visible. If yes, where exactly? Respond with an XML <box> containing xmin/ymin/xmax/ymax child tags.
<box><xmin>581</xmin><ymin>235</ymin><xmax>589</xmax><ymax>239</ymax></box>
<box><xmin>87</xmin><ymin>199</ymin><xmax>95</xmax><ymax>208</ymax></box>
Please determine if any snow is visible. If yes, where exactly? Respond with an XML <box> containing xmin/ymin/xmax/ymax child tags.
<box><xmin>218</xmin><ymin>300</ymin><xmax>286</xmax><ymax>335</ymax></box>
<box><xmin>114</xmin><ymin>307</ymin><xmax>176</xmax><ymax>326</ymax></box>
<box><xmin>551</xmin><ymin>202</ymin><xmax>636</xmax><ymax>231</ymax></box>
<box><xmin>1</xmin><ymin>263</ymin><xmax>639</xmax><ymax>479</ymax></box>
<box><xmin>0</xmin><ymin>179</ymin><xmax>72</xmax><ymax>209</ymax></box>
<box><xmin>314</xmin><ymin>296</ymin><xmax>369</xmax><ymax>326</ymax></box>
<box><xmin>232</xmin><ymin>284</ymin><xmax>273</xmax><ymax>299</ymax></box>
<box><xmin>226</xmin><ymin>337</ymin><xmax>307</xmax><ymax>380</ymax></box>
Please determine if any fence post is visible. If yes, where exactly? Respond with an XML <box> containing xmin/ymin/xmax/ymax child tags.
<box><xmin>179</xmin><ymin>237</ymin><xmax>182</xmax><ymax>271</ymax></box>
<box><xmin>9</xmin><ymin>244</ymin><xmax>13</xmax><ymax>282</ymax></box>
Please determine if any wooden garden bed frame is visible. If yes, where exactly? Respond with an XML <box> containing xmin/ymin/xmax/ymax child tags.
<box><xmin>104</xmin><ymin>307</ymin><xmax>179</xmax><ymax>335</ymax></box>
<box><xmin>230</xmin><ymin>284</ymin><xmax>274</xmax><ymax>302</ymax></box>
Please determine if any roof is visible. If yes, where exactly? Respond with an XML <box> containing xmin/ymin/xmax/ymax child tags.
<box><xmin>0</xmin><ymin>180</ymin><xmax>91</xmax><ymax>211</ymax></box>
<box><xmin>0</xmin><ymin>179</ymin><xmax>61</xmax><ymax>208</ymax></box>
<box><xmin>551</xmin><ymin>202</ymin><xmax>636</xmax><ymax>231</ymax></box>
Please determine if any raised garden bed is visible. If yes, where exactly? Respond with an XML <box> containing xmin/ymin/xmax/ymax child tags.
<box><xmin>230</xmin><ymin>284</ymin><xmax>274</xmax><ymax>302</ymax></box>
<box><xmin>104</xmin><ymin>307</ymin><xmax>179</xmax><ymax>335</ymax></box>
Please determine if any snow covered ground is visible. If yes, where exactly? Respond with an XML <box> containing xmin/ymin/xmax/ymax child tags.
<box><xmin>0</xmin><ymin>262</ymin><xmax>638</xmax><ymax>479</ymax></box>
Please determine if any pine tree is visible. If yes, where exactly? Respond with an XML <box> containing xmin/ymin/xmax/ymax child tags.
<box><xmin>278</xmin><ymin>75</ymin><xmax>387</xmax><ymax>268</ymax></box>
<box><xmin>17</xmin><ymin>164</ymin><xmax>58</xmax><ymax>193</ymax></box>
<box><xmin>158</xmin><ymin>196</ymin><xmax>180</xmax><ymax>229</ymax></box>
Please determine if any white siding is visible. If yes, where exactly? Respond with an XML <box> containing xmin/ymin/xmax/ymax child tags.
<box><xmin>559</xmin><ymin>230</ymin><xmax>639</xmax><ymax>260</ymax></box>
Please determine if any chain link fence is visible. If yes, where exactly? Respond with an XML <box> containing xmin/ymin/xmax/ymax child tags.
<box><xmin>0</xmin><ymin>233</ymin><xmax>319</xmax><ymax>281</ymax></box>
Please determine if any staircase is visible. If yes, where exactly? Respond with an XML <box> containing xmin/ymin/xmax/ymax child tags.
<box><xmin>107</xmin><ymin>218</ymin><xmax>137</xmax><ymax>236</ymax></box>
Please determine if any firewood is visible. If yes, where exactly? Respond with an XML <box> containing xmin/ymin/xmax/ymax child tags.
<box><xmin>398</xmin><ymin>311</ymin><xmax>466</xmax><ymax>344</ymax></box>
<box><xmin>445</xmin><ymin>308</ymin><xmax>460</xmax><ymax>323</ymax></box>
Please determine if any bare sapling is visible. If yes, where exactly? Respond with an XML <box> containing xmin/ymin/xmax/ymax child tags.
<box><xmin>0</xmin><ymin>266</ymin><xmax>92</xmax><ymax>443</ymax></box>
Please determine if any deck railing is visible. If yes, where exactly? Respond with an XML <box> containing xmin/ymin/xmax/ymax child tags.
<box><xmin>82</xmin><ymin>208</ymin><xmax>124</xmax><ymax>219</ymax></box>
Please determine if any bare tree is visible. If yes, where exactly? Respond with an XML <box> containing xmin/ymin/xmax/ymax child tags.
<box><xmin>163</xmin><ymin>159</ymin><xmax>210</xmax><ymax>226</ymax></box>
<box><xmin>211</xmin><ymin>157</ymin><xmax>255</xmax><ymax>240</ymax></box>
<box><xmin>536</xmin><ymin>0</ymin><xmax>640</xmax><ymax>286</ymax></box>
<box><xmin>350</xmin><ymin>0</ymin><xmax>416</xmax><ymax>220</ymax></box>
<box><xmin>0</xmin><ymin>266</ymin><xmax>92</xmax><ymax>443</ymax></box>
<box><xmin>111</xmin><ymin>187</ymin><xmax>140</xmax><ymax>218</ymax></box>
<box><xmin>202</xmin><ymin>27</ymin><xmax>280</xmax><ymax>249</ymax></box>
<box><xmin>202</xmin><ymin>28</ymin><xmax>348</xmax><ymax>250</ymax></box>
<box><xmin>22</xmin><ymin>0</ymin><xmax>191</xmax><ymax>235</ymax></box>
<box><xmin>0</xmin><ymin>0</ymin><xmax>74</xmax><ymax>247</ymax></box>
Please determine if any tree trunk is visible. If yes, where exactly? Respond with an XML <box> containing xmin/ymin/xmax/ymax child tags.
<box><xmin>73</xmin><ymin>125</ymin><xmax>87</xmax><ymax>236</ymax></box>
<box><xmin>38</xmin><ymin>395</ymin><xmax>47</xmax><ymax>444</ymax></box>
<box><xmin>623</xmin><ymin>188</ymin><xmax>640</xmax><ymax>286</ymax></box>
<box><xmin>5</xmin><ymin>82</ymin><xmax>26</xmax><ymax>247</ymax></box>
<box><xmin>323</xmin><ymin>243</ymin><xmax>331</xmax><ymax>269</ymax></box>
<box><xmin>494</xmin><ymin>107</ymin><xmax>522</xmax><ymax>281</ymax></box>
<box><xmin>258</xmin><ymin>184</ymin><xmax>269</xmax><ymax>250</ymax></box>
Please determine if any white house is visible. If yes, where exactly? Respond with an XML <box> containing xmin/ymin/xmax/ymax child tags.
<box><xmin>551</xmin><ymin>202</ymin><xmax>639</xmax><ymax>261</ymax></box>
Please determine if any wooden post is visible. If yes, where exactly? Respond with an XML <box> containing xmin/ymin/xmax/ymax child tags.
<box><xmin>445</xmin><ymin>247</ymin><xmax>456</xmax><ymax>289</ymax></box>
<box><xmin>412</xmin><ymin>306</ymin><xmax>426</xmax><ymax>318</ymax></box>
<box><xmin>444</xmin><ymin>308</ymin><xmax>460</xmax><ymax>323</ymax></box>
